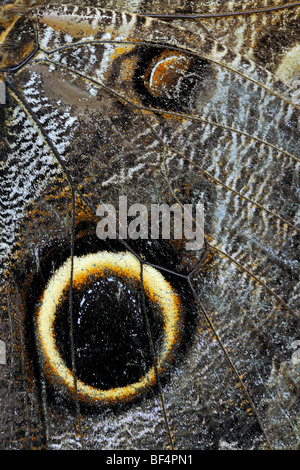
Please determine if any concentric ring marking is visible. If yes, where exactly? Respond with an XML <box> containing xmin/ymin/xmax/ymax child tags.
<box><xmin>35</xmin><ymin>251</ymin><xmax>183</xmax><ymax>405</ymax></box>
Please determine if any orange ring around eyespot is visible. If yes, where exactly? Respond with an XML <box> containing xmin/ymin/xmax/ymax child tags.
<box><xmin>35</xmin><ymin>251</ymin><xmax>183</xmax><ymax>406</ymax></box>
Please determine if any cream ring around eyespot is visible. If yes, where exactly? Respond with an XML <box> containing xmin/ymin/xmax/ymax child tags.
<box><xmin>35</xmin><ymin>251</ymin><xmax>183</xmax><ymax>406</ymax></box>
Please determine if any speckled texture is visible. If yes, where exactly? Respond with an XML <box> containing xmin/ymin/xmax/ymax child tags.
<box><xmin>0</xmin><ymin>0</ymin><xmax>299</xmax><ymax>450</ymax></box>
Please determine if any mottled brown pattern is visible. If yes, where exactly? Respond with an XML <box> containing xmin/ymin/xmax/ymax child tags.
<box><xmin>0</xmin><ymin>0</ymin><xmax>299</xmax><ymax>451</ymax></box>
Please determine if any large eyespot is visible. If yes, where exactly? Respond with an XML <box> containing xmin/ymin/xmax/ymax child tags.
<box><xmin>35</xmin><ymin>251</ymin><xmax>183</xmax><ymax>406</ymax></box>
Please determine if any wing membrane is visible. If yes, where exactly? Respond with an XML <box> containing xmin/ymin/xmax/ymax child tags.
<box><xmin>1</xmin><ymin>1</ymin><xmax>300</xmax><ymax>450</ymax></box>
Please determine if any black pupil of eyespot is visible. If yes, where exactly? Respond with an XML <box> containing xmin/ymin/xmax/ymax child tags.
<box><xmin>54</xmin><ymin>276</ymin><xmax>164</xmax><ymax>390</ymax></box>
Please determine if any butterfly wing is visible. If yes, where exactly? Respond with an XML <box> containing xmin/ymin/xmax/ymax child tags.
<box><xmin>0</xmin><ymin>1</ymin><xmax>300</xmax><ymax>450</ymax></box>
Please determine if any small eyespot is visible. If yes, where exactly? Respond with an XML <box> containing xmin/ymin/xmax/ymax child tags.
<box><xmin>143</xmin><ymin>50</ymin><xmax>194</xmax><ymax>100</ymax></box>
<box><xmin>134</xmin><ymin>46</ymin><xmax>215</xmax><ymax>112</ymax></box>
